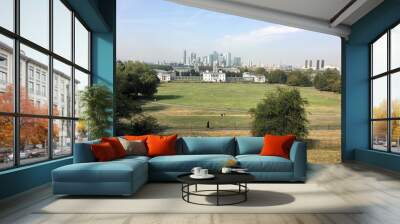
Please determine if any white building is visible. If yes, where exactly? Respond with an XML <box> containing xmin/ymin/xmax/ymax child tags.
<box><xmin>242</xmin><ymin>72</ymin><xmax>266</xmax><ymax>83</ymax></box>
<box><xmin>1</xmin><ymin>41</ymin><xmax>75</xmax><ymax>153</ymax></box>
<box><xmin>155</xmin><ymin>69</ymin><xmax>176</xmax><ymax>82</ymax></box>
<box><xmin>202</xmin><ymin>70</ymin><xmax>226</xmax><ymax>82</ymax></box>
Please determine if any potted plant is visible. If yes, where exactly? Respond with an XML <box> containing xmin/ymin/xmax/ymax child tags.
<box><xmin>79</xmin><ymin>84</ymin><xmax>113</xmax><ymax>140</ymax></box>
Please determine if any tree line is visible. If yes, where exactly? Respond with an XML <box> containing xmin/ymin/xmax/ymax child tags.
<box><xmin>255</xmin><ymin>68</ymin><xmax>341</xmax><ymax>93</ymax></box>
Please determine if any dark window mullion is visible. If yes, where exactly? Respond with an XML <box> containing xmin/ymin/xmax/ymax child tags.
<box><xmin>48</xmin><ymin>0</ymin><xmax>54</xmax><ymax>160</ymax></box>
<box><xmin>388</xmin><ymin>30</ymin><xmax>391</xmax><ymax>152</ymax></box>
<box><xmin>71</xmin><ymin>10</ymin><xmax>76</xmax><ymax>155</ymax></box>
<box><xmin>13</xmin><ymin>0</ymin><xmax>21</xmax><ymax>167</ymax></box>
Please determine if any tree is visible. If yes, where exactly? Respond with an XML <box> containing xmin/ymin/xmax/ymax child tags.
<box><xmin>116</xmin><ymin>61</ymin><xmax>162</xmax><ymax>135</ymax></box>
<box><xmin>255</xmin><ymin>67</ymin><xmax>266</xmax><ymax>75</ymax></box>
<box><xmin>249</xmin><ymin>87</ymin><xmax>309</xmax><ymax>139</ymax></box>
<box><xmin>80</xmin><ymin>84</ymin><xmax>113</xmax><ymax>140</ymax></box>
<box><xmin>266</xmin><ymin>69</ymin><xmax>287</xmax><ymax>84</ymax></box>
<box><xmin>0</xmin><ymin>85</ymin><xmax>58</xmax><ymax>150</ymax></box>
<box><xmin>287</xmin><ymin>71</ymin><xmax>313</xmax><ymax>87</ymax></box>
<box><xmin>313</xmin><ymin>69</ymin><xmax>341</xmax><ymax>93</ymax></box>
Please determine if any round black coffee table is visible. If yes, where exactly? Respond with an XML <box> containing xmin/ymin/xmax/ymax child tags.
<box><xmin>177</xmin><ymin>173</ymin><xmax>255</xmax><ymax>206</ymax></box>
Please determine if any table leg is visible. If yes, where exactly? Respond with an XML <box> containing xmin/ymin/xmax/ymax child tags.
<box><xmin>245</xmin><ymin>183</ymin><xmax>247</xmax><ymax>201</ymax></box>
<box><xmin>195</xmin><ymin>184</ymin><xmax>198</xmax><ymax>192</ymax></box>
<box><xmin>217</xmin><ymin>184</ymin><xmax>219</xmax><ymax>206</ymax></box>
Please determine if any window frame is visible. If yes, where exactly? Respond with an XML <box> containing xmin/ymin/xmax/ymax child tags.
<box><xmin>370</xmin><ymin>21</ymin><xmax>400</xmax><ymax>154</ymax></box>
<box><xmin>0</xmin><ymin>0</ymin><xmax>92</xmax><ymax>171</ymax></box>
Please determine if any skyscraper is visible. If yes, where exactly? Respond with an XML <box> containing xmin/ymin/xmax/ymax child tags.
<box><xmin>228</xmin><ymin>52</ymin><xmax>232</xmax><ymax>67</ymax></box>
<box><xmin>321</xmin><ymin>59</ymin><xmax>325</xmax><ymax>69</ymax></box>
<box><xmin>305</xmin><ymin>60</ymin><xmax>308</xmax><ymax>68</ymax></box>
<box><xmin>316</xmin><ymin>60</ymin><xmax>320</xmax><ymax>70</ymax></box>
<box><xmin>309</xmin><ymin>60</ymin><xmax>312</xmax><ymax>68</ymax></box>
<box><xmin>183</xmin><ymin>50</ymin><xmax>187</xmax><ymax>65</ymax></box>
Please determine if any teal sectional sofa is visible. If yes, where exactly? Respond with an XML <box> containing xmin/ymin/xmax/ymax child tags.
<box><xmin>52</xmin><ymin>137</ymin><xmax>307</xmax><ymax>196</ymax></box>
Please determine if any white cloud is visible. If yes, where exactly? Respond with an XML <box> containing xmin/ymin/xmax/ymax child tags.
<box><xmin>219</xmin><ymin>25</ymin><xmax>301</xmax><ymax>46</ymax></box>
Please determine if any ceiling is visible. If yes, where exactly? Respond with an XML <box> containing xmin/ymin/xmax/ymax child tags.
<box><xmin>167</xmin><ymin>0</ymin><xmax>384</xmax><ymax>38</ymax></box>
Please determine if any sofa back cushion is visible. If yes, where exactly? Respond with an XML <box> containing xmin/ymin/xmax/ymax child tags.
<box><xmin>178</xmin><ymin>137</ymin><xmax>235</xmax><ymax>155</ymax></box>
<box><xmin>73</xmin><ymin>140</ymin><xmax>100</xmax><ymax>163</ymax></box>
<box><xmin>235</xmin><ymin>137</ymin><xmax>264</xmax><ymax>155</ymax></box>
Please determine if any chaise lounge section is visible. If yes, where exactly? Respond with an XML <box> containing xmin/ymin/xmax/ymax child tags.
<box><xmin>52</xmin><ymin>136</ymin><xmax>307</xmax><ymax>196</ymax></box>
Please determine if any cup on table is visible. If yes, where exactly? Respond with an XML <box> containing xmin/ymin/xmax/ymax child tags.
<box><xmin>200</xmin><ymin>169</ymin><xmax>208</xmax><ymax>176</ymax></box>
<box><xmin>221</xmin><ymin>167</ymin><xmax>232</xmax><ymax>174</ymax></box>
<box><xmin>191</xmin><ymin>167</ymin><xmax>202</xmax><ymax>176</ymax></box>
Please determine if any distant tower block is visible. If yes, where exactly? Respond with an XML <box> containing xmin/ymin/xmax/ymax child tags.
<box><xmin>309</xmin><ymin>60</ymin><xmax>312</xmax><ymax>68</ymax></box>
<box><xmin>183</xmin><ymin>50</ymin><xmax>187</xmax><ymax>65</ymax></box>
<box><xmin>321</xmin><ymin>60</ymin><xmax>325</xmax><ymax>69</ymax></box>
<box><xmin>316</xmin><ymin>60</ymin><xmax>320</xmax><ymax>70</ymax></box>
<box><xmin>305</xmin><ymin>60</ymin><xmax>308</xmax><ymax>68</ymax></box>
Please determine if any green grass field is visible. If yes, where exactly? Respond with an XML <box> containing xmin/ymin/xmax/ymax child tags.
<box><xmin>142</xmin><ymin>82</ymin><xmax>341</xmax><ymax>163</ymax></box>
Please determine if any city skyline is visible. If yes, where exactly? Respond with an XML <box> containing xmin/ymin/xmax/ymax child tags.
<box><xmin>117</xmin><ymin>0</ymin><xmax>341</xmax><ymax>68</ymax></box>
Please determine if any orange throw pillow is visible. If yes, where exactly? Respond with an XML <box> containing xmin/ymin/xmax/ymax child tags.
<box><xmin>146</xmin><ymin>134</ymin><xmax>177</xmax><ymax>157</ymax></box>
<box><xmin>124</xmin><ymin>135</ymin><xmax>148</xmax><ymax>141</ymax></box>
<box><xmin>91</xmin><ymin>142</ymin><xmax>117</xmax><ymax>162</ymax></box>
<box><xmin>101</xmin><ymin>137</ymin><xmax>126</xmax><ymax>158</ymax></box>
<box><xmin>260</xmin><ymin>135</ymin><xmax>296</xmax><ymax>159</ymax></box>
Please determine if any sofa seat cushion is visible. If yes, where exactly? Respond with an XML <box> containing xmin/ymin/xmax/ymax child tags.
<box><xmin>236</xmin><ymin>155</ymin><xmax>293</xmax><ymax>172</ymax></box>
<box><xmin>53</xmin><ymin>159</ymin><xmax>147</xmax><ymax>183</ymax></box>
<box><xmin>149</xmin><ymin>154</ymin><xmax>235</xmax><ymax>172</ymax></box>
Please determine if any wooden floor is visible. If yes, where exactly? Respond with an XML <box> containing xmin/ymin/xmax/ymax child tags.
<box><xmin>1</xmin><ymin>162</ymin><xmax>400</xmax><ymax>224</ymax></box>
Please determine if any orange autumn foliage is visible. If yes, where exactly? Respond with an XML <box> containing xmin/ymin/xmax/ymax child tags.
<box><xmin>0</xmin><ymin>85</ymin><xmax>59</xmax><ymax>149</ymax></box>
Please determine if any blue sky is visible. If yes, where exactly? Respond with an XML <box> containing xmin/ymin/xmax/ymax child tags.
<box><xmin>117</xmin><ymin>0</ymin><xmax>341</xmax><ymax>67</ymax></box>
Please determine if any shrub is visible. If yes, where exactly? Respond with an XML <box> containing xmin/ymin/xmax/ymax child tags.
<box><xmin>117</xmin><ymin>114</ymin><xmax>161</xmax><ymax>136</ymax></box>
<box><xmin>249</xmin><ymin>87</ymin><xmax>309</xmax><ymax>139</ymax></box>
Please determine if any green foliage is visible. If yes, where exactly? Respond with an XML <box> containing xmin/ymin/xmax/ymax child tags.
<box><xmin>117</xmin><ymin>114</ymin><xmax>161</xmax><ymax>135</ymax></box>
<box><xmin>313</xmin><ymin>69</ymin><xmax>341</xmax><ymax>93</ymax></box>
<box><xmin>147</xmin><ymin>64</ymin><xmax>173</xmax><ymax>71</ymax></box>
<box><xmin>116</xmin><ymin>61</ymin><xmax>159</xmax><ymax>117</ymax></box>
<box><xmin>287</xmin><ymin>71</ymin><xmax>313</xmax><ymax>87</ymax></box>
<box><xmin>266</xmin><ymin>69</ymin><xmax>287</xmax><ymax>84</ymax></box>
<box><xmin>80</xmin><ymin>84</ymin><xmax>113</xmax><ymax>140</ymax></box>
<box><xmin>249</xmin><ymin>87</ymin><xmax>309</xmax><ymax>139</ymax></box>
<box><xmin>116</xmin><ymin>61</ymin><xmax>162</xmax><ymax>135</ymax></box>
<box><xmin>254</xmin><ymin>67</ymin><xmax>266</xmax><ymax>75</ymax></box>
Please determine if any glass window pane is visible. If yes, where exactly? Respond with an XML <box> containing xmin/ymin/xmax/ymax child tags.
<box><xmin>20</xmin><ymin>117</ymin><xmax>49</xmax><ymax>165</ymax></box>
<box><xmin>392</xmin><ymin>24</ymin><xmax>400</xmax><ymax>70</ymax></box>
<box><xmin>372</xmin><ymin>76</ymin><xmax>387</xmax><ymax>119</ymax></box>
<box><xmin>20</xmin><ymin>0</ymin><xmax>49</xmax><ymax>49</ymax></box>
<box><xmin>75</xmin><ymin>18</ymin><xmax>89</xmax><ymax>70</ymax></box>
<box><xmin>75</xmin><ymin>120</ymin><xmax>88</xmax><ymax>143</ymax></box>
<box><xmin>0</xmin><ymin>0</ymin><xmax>14</xmax><ymax>31</ymax></box>
<box><xmin>53</xmin><ymin>0</ymin><xmax>72</xmax><ymax>60</ymax></box>
<box><xmin>372</xmin><ymin>121</ymin><xmax>388</xmax><ymax>151</ymax></box>
<box><xmin>391</xmin><ymin>72</ymin><xmax>400</xmax><ymax>118</ymax></box>
<box><xmin>53</xmin><ymin>119</ymin><xmax>72</xmax><ymax>157</ymax></box>
<box><xmin>20</xmin><ymin>44</ymin><xmax>49</xmax><ymax>115</ymax></box>
<box><xmin>0</xmin><ymin>35</ymin><xmax>14</xmax><ymax>112</ymax></box>
<box><xmin>53</xmin><ymin>59</ymin><xmax>72</xmax><ymax>117</ymax></box>
<box><xmin>74</xmin><ymin>69</ymin><xmax>89</xmax><ymax>118</ymax></box>
<box><xmin>372</xmin><ymin>33</ymin><xmax>387</xmax><ymax>76</ymax></box>
<box><xmin>0</xmin><ymin>116</ymin><xmax>14</xmax><ymax>170</ymax></box>
<box><xmin>391</xmin><ymin>120</ymin><xmax>400</xmax><ymax>153</ymax></box>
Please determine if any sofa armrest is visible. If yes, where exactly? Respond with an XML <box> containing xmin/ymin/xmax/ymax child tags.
<box><xmin>73</xmin><ymin>140</ymin><xmax>100</xmax><ymax>163</ymax></box>
<box><xmin>289</xmin><ymin>141</ymin><xmax>307</xmax><ymax>181</ymax></box>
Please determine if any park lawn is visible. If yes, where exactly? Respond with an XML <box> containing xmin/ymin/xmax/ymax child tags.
<box><xmin>142</xmin><ymin>82</ymin><xmax>341</xmax><ymax>163</ymax></box>
<box><xmin>151</xmin><ymin>82</ymin><xmax>340</xmax><ymax>114</ymax></box>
